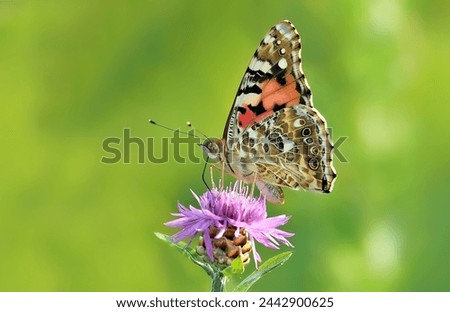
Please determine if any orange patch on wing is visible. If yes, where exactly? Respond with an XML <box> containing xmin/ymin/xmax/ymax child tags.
<box><xmin>261</xmin><ymin>75</ymin><xmax>300</xmax><ymax>108</ymax></box>
<box><xmin>238</xmin><ymin>75</ymin><xmax>300</xmax><ymax>128</ymax></box>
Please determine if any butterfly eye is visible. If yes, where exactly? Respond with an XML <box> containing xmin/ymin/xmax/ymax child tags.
<box><xmin>200</xmin><ymin>140</ymin><xmax>222</xmax><ymax>160</ymax></box>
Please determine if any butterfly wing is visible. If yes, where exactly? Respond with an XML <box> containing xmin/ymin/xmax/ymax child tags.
<box><xmin>222</xmin><ymin>20</ymin><xmax>336</xmax><ymax>203</ymax></box>
<box><xmin>250</xmin><ymin>105</ymin><xmax>336</xmax><ymax>195</ymax></box>
<box><xmin>223</xmin><ymin>20</ymin><xmax>313</xmax><ymax>146</ymax></box>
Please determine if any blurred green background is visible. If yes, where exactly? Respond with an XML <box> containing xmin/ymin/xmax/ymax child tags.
<box><xmin>1</xmin><ymin>0</ymin><xmax>449</xmax><ymax>291</ymax></box>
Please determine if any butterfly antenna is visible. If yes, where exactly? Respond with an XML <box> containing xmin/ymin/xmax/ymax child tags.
<box><xmin>186</xmin><ymin>121</ymin><xmax>213</xmax><ymax>144</ymax></box>
<box><xmin>151</xmin><ymin>119</ymin><xmax>213</xmax><ymax>191</ymax></box>
<box><xmin>186</xmin><ymin>121</ymin><xmax>214</xmax><ymax>191</ymax></box>
<box><xmin>148</xmin><ymin>119</ymin><xmax>201</xmax><ymax>139</ymax></box>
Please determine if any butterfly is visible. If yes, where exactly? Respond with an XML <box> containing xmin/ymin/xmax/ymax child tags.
<box><xmin>202</xmin><ymin>20</ymin><xmax>336</xmax><ymax>204</ymax></box>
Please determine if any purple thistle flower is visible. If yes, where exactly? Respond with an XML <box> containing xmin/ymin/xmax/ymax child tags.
<box><xmin>165</xmin><ymin>182</ymin><xmax>294</xmax><ymax>264</ymax></box>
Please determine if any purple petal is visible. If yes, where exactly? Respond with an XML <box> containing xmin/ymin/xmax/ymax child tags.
<box><xmin>165</xmin><ymin>181</ymin><xmax>294</xmax><ymax>264</ymax></box>
<box><xmin>203</xmin><ymin>229</ymin><xmax>214</xmax><ymax>261</ymax></box>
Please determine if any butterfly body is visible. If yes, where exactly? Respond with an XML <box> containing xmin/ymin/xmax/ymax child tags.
<box><xmin>203</xmin><ymin>20</ymin><xmax>336</xmax><ymax>204</ymax></box>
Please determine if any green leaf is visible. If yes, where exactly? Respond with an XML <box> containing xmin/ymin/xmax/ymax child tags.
<box><xmin>222</xmin><ymin>257</ymin><xmax>245</xmax><ymax>277</ymax></box>
<box><xmin>154</xmin><ymin>232</ymin><xmax>216</xmax><ymax>277</ymax></box>
<box><xmin>233</xmin><ymin>251</ymin><xmax>293</xmax><ymax>292</ymax></box>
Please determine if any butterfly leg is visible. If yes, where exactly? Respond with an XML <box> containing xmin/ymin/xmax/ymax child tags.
<box><xmin>221</xmin><ymin>161</ymin><xmax>225</xmax><ymax>190</ymax></box>
<box><xmin>239</xmin><ymin>179</ymin><xmax>243</xmax><ymax>192</ymax></box>
<box><xmin>250</xmin><ymin>173</ymin><xmax>257</xmax><ymax>197</ymax></box>
<box><xmin>209</xmin><ymin>164</ymin><xmax>215</xmax><ymax>188</ymax></box>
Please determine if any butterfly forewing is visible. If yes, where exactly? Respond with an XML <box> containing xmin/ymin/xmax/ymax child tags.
<box><xmin>224</xmin><ymin>21</ymin><xmax>313</xmax><ymax>143</ymax></box>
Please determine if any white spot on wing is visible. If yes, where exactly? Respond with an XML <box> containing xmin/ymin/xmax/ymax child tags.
<box><xmin>293</xmin><ymin>118</ymin><xmax>304</xmax><ymax>128</ymax></box>
<box><xmin>276</xmin><ymin>22</ymin><xmax>291</xmax><ymax>34</ymax></box>
<box><xmin>276</xmin><ymin>23</ymin><xmax>296</xmax><ymax>40</ymax></box>
<box><xmin>284</xmin><ymin>30</ymin><xmax>295</xmax><ymax>40</ymax></box>
<box><xmin>249</xmin><ymin>59</ymin><xmax>272</xmax><ymax>73</ymax></box>
<box><xmin>283</xmin><ymin>140</ymin><xmax>295</xmax><ymax>152</ymax></box>
<box><xmin>260</xmin><ymin>61</ymin><xmax>272</xmax><ymax>73</ymax></box>
<box><xmin>248</xmin><ymin>57</ymin><xmax>257</xmax><ymax>69</ymax></box>
<box><xmin>263</xmin><ymin>34</ymin><xmax>274</xmax><ymax>44</ymax></box>
<box><xmin>248</xmin><ymin>129</ymin><xmax>258</xmax><ymax>139</ymax></box>
<box><xmin>278</xmin><ymin>58</ymin><xmax>287</xmax><ymax>69</ymax></box>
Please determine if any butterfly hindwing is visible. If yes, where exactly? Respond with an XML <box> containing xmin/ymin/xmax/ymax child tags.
<box><xmin>244</xmin><ymin>105</ymin><xmax>336</xmax><ymax>196</ymax></box>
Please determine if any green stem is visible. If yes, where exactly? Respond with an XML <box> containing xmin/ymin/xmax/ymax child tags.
<box><xmin>211</xmin><ymin>272</ymin><xmax>227</xmax><ymax>292</ymax></box>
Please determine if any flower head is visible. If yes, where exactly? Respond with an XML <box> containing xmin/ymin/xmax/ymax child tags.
<box><xmin>165</xmin><ymin>182</ymin><xmax>294</xmax><ymax>264</ymax></box>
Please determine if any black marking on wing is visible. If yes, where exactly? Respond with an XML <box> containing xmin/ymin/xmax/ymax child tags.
<box><xmin>248</xmin><ymin>101</ymin><xmax>266</xmax><ymax>115</ymax></box>
<box><xmin>322</xmin><ymin>175</ymin><xmax>329</xmax><ymax>193</ymax></box>
<box><xmin>273</xmin><ymin>103</ymin><xmax>286</xmax><ymax>112</ymax></box>
<box><xmin>275</xmin><ymin>72</ymin><xmax>287</xmax><ymax>85</ymax></box>
<box><xmin>236</xmin><ymin>68</ymin><xmax>272</xmax><ymax>97</ymax></box>
<box><xmin>237</xmin><ymin>106</ymin><xmax>247</xmax><ymax>114</ymax></box>
<box><xmin>240</xmin><ymin>84</ymin><xmax>262</xmax><ymax>95</ymax></box>
<box><xmin>295</xmin><ymin>79</ymin><xmax>304</xmax><ymax>94</ymax></box>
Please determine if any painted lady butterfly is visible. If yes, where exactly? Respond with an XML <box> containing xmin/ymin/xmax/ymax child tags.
<box><xmin>202</xmin><ymin>20</ymin><xmax>336</xmax><ymax>204</ymax></box>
